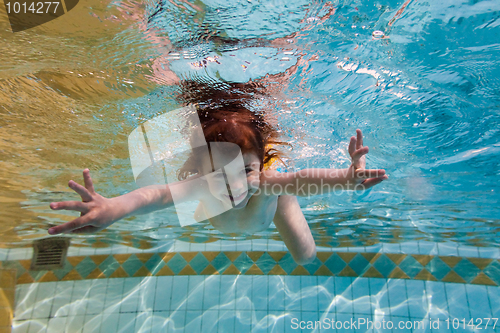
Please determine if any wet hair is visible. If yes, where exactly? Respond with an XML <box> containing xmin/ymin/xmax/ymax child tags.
<box><xmin>176</xmin><ymin>78</ymin><xmax>286</xmax><ymax>180</ymax></box>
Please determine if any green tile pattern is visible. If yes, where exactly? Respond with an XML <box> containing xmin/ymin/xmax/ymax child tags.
<box><xmin>0</xmin><ymin>252</ymin><xmax>498</xmax><ymax>286</ymax></box>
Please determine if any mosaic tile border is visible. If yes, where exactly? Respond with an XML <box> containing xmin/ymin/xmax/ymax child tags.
<box><xmin>1</xmin><ymin>251</ymin><xmax>499</xmax><ymax>286</ymax></box>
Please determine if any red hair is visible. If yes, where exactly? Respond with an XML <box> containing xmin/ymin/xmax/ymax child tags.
<box><xmin>176</xmin><ymin>80</ymin><xmax>285</xmax><ymax>180</ymax></box>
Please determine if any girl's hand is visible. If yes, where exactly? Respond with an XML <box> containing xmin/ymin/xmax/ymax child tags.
<box><xmin>48</xmin><ymin>169</ymin><xmax>118</xmax><ymax>235</ymax></box>
<box><xmin>347</xmin><ymin>129</ymin><xmax>388</xmax><ymax>189</ymax></box>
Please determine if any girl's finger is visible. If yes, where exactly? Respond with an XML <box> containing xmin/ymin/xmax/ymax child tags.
<box><xmin>356</xmin><ymin>129</ymin><xmax>363</xmax><ymax>149</ymax></box>
<box><xmin>360</xmin><ymin>175</ymin><xmax>388</xmax><ymax>189</ymax></box>
<box><xmin>351</xmin><ymin>146</ymin><xmax>369</xmax><ymax>164</ymax></box>
<box><xmin>68</xmin><ymin>180</ymin><xmax>93</xmax><ymax>202</ymax></box>
<box><xmin>83</xmin><ymin>169</ymin><xmax>96</xmax><ymax>194</ymax></box>
<box><xmin>50</xmin><ymin>201</ymin><xmax>89</xmax><ymax>213</ymax></box>
<box><xmin>48</xmin><ymin>215</ymin><xmax>92</xmax><ymax>235</ymax></box>
<box><xmin>69</xmin><ymin>225</ymin><xmax>100</xmax><ymax>234</ymax></box>
<box><xmin>356</xmin><ymin>169</ymin><xmax>386</xmax><ymax>179</ymax></box>
<box><xmin>348</xmin><ymin>136</ymin><xmax>356</xmax><ymax>156</ymax></box>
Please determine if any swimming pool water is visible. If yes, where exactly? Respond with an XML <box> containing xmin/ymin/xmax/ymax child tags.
<box><xmin>1</xmin><ymin>0</ymin><xmax>500</xmax><ymax>332</ymax></box>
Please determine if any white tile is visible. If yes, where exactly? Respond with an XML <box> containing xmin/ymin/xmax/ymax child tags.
<box><xmin>267</xmin><ymin>240</ymin><xmax>287</xmax><ymax>251</ymax></box>
<box><xmin>187</xmin><ymin>276</ymin><xmax>205</xmax><ymax>311</ymax></box>
<box><xmin>487</xmin><ymin>286</ymin><xmax>500</xmax><ymax>318</ymax></box>
<box><xmin>381</xmin><ymin>243</ymin><xmax>402</xmax><ymax>254</ymax></box>
<box><xmin>418</xmin><ymin>241</ymin><xmax>439</xmax><ymax>255</ymax></box>
<box><xmin>170</xmin><ymin>310</ymin><xmax>188</xmax><ymax>332</ymax></box>
<box><xmin>154</xmin><ymin>276</ymin><xmax>173</xmax><ymax>311</ymax></box>
<box><xmin>0</xmin><ymin>248</ymin><xmax>8</xmax><ymax>260</ymax></box>
<box><xmin>457</xmin><ymin>245</ymin><xmax>479</xmax><ymax>258</ymax></box>
<box><xmin>217</xmin><ymin>275</ymin><xmax>238</xmax><ymax>310</ymax></box>
<box><xmin>425</xmin><ymin>281</ymin><xmax>449</xmax><ymax>320</ymax></box>
<box><xmin>32</xmin><ymin>282</ymin><xmax>56</xmax><ymax>319</ymax></box>
<box><xmin>369</xmin><ymin>278</ymin><xmax>390</xmax><ymax>317</ymax></box>
<box><xmin>200</xmin><ymin>309</ymin><xmax>219</xmax><ymax>332</ymax></box>
<box><xmin>51</xmin><ymin>281</ymin><xmax>75</xmax><ymax>317</ymax></box>
<box><xmin>478</xmin><ymin>247</ymin><xmax>500</xmax><ymax>259</ymax></box>
<box><xmin>445</xmin><ymin>283</ymin><xmax>469</xmax><ymax>320</ymax></box>
<box><xmin>252</xmin><ymin>310</ymin><xmax>270</xmax><ymax>332</ymax></box>
<box><xmin>100</xmin><ymin>313</ymin><xmax>120</xmax><ymax>333</ymax></box>
<box><xmin>251</xmin><ymin>239</ymin><xmax>268</xmax><ymax>251</ymax></box>
<box><xmin>138</xmin><ymin>277</ymin><xmax>157</xmax><ymax>312</ymax></box>
<box><xmin>173</xmin><ymin>240</ymin><xmax>191</xmax><ymax>252</ymax></box>
<box><xmin>83</xmin><ymin>314</ymin><xmax>103</xmax><ymax>333</ymax></box>
<box><xmin>406</xmin><ymin>280</ymin><xmax>429</xmax><ymax>319</ymax></box>
<box><xmin>347</xmin><ymin>246</ymin><xmax>366</xmax><ymax>253</ymax></box>
<box><xmin>47</xmin><ymin>317</ymin><xmax>67</xmax><ymax>332</ymax></box>
<box><xmin>85</xmin><ymin>279</ymin><xmax>108</xmax><ymax>315</ymax></box>
<box><xmin>65</xmin><ymin>315</ymin><xmax>85</xmax><ymax>333</ymax></box>
<box><xmin>146</xmin><ymin>241</ymin><xmax>174</xmax><ymax>253</ymax></box>
<box><xmin>110</xmin><ymin>245</ymin><xmax>132</xmax><ymax>255</ymax></box>
<box><xmin>7</xmin><ymin>248</ymin><xmax>33</xmax><ymax>261</ymax></box>
<box><xmin>150</xmin><ymin>311</ymin><xmax>173</xmax><ymax>332</ymax></box>
<box><xmin>202</xmin><ymin>275</ymin><xmax>220</xmax><ymax>310</ymax></box>
<box><xmin>185</xmin><ymin>310</ymin><xmax>203</xmax><ymax>332</ymax></box>
<box><xmin>11</xmin><ymin>320</ymin><xmax>29</xmax><ymax>333</ymax></box>
<box><xmin>268</xmin><ymin>276</ymin><xmax>285</xmax><ymax>311</ymax></box>
<box><xmin>437</xmin><ymin>242</ymin><xmax>459</xmax><ymax>257</ymax></box>
<box><xmin>170</xmin><ymin>276</ymin><xmax>189</xmax><ymax>311</ymax></box>
<box><xmin>466</xmin><ymin>284</ymin><xmax>491</xmax><ymax>319</ymax></box>
<box><xmin>317</xmin><ymin>276</ymin><xmax>334</xmax><ymax>314</ymax></box>
<box><xmin>69</xmin><ymin>280</ymin><xmax>93</xmax><ymax>316</ymax></box>
<box><xmin>134</xmin><ymin>312</ymin><xmax>152</xmax><ymax>333</ymax></box>
<box><xmin>352</xmin><ymin>277</ymin><xmax>371</xmax><ymax>315</ymax></box>
<box><xmin>284</xmin><ymin>276</ymin><xmax>301</xmax><ymax>311</ymax></box>
<box><xmin>72</xmin><ymin>247</ymin><xmax>96</xmax><ymax>256</ymax></box>
<box><xmin>387</xmin><ymin>279</ymin><xmax>408</xmax><ymax>317</ymax></box>
<box><xmin>364</xmin><ymin>243</ymin><xmax>383</xmax><ymax>253</ymax></box>
<box><xmin>400</xmin><ymin>241</ymin><xmax>420</xmax><ymax>255</ymax></box>
<box><xmin>203</xmin><ymin>240</ymin><xmax>222</xmax><ymax>252</ymax></box>
<box><xmin>252</xmin><ymin>276</ymin><xmax>268</xmax><ymax>311</ymax></box>
<box><xmin>234</xmin><ymin>276</ymin><xmax>251</xmax><ymax>311</ymax></box>
<box><xmin>301</xmin><ymin>276</ymin><xmax>318</xmax><ymax>313</ymax></box>
<box><xmin>15</xmin><ymin>284</ymin><xmax>37</xmax><ymax>320</ymax></box>
<box><xmin>103</xmin><ymin>279</ymin><xmax>125</xmax><ymax>314</ymax></box>
<box><xmin>236</xmin><ymin>240</ymin><xmax>252</xmax><ymax>252</ymax></box>
<box><xmin>333</xmin><ymin>277</ymin><xmax>353</xmax><ymax>314</ymax></box>
<box><xmin>234</xmin><ymin>309</ymin><xmax>252</xmax><ymax>333</ymax></box>
<box><xmin>118</xmin><ymin>312</ymin><xmax>136</xmax><ymax>333</ymax></box>
<box><xmin>217</xmin><ymin>310</ymin><xmax>236</xmax><ymax>332</ymax></box>
<box><xmin>268</xmin><ymin>311</ymin><xmax>286</xmax><ymax>333</ymax></box>
<box><xmin>26</xmin><ymin>318</ymin><xmax>48</xmax><ymax>333</ymax></box>
<box><xmin>94</xmin><ymin>247</ymin><xmax>114</xmax><ymax>255</ymax></box>
<box><xmin>188</xmin><ymin>242</ymin><xmax>207</xmax><ymax>252</ymax></box>
<box><xmin>315</xmin><ymin>246</ymin><xmax>335</xmax><ymax>253</ymax></box>
<box><xmin>220</xmin><ymin>241</ymin><xmax>238</xmax><ymax>252</ymax></box>
<box><xmin>120</xmin><ymin>277</ymin><xmax>141</xmax><ymax>313</ymax></box>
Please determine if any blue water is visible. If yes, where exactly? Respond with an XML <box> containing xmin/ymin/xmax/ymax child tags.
<box><xmin>3</xmin><ymin>0</ymin><xmax>499</xmax><ymax>248</ymax></box>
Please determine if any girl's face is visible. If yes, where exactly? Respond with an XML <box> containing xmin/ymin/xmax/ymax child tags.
<box><xmin>200</xmin><ymin>147</ymin><xmax>261</xmax><ymax>210</ymax></box>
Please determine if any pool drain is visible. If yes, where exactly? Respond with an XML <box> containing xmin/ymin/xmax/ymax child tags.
<box><xmin>30</xmin><ymin>237</ymin><xmax>70</xmax><ymax>271</ymax></box>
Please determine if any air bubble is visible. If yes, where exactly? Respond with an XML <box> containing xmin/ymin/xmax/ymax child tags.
<box><xmin>372</xmin><ymin>30</ymin><xmax>385</xmax><ymax>39</ymax></box>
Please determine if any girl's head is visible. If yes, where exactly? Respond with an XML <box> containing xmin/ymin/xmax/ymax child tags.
<box><xmin>176</xmin><ymin>79</ymin><xmax>285</xmax><ymax>208</ymax></box>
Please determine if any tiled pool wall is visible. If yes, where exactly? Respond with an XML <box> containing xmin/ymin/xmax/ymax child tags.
<box><xmin>1</xmin><ymin>240</ymin><xmax>499</xmax><ymax>333</ymax></box>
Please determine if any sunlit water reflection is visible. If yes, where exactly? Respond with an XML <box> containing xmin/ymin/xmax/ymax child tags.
<box><xmin>1</xmin><ymin>0</ymin><xmax>499</xmax><ymax>249</ymax></box>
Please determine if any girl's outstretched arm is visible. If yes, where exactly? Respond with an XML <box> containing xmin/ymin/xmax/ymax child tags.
<box><xmin>48</xmin><ymin>169</ymin><xmax>201</xmax><ymax>235</ymax></box>
<box><xmin>260</xmin><ymin>129</ymin><xmax>388</xmax><ymax>196</ymax></box>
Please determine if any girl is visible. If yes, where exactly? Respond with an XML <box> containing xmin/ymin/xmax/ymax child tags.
<box><xmin>48</xmin><ymin>81</ymin><xmax>388</xmax><ymax>265</ymax></box>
